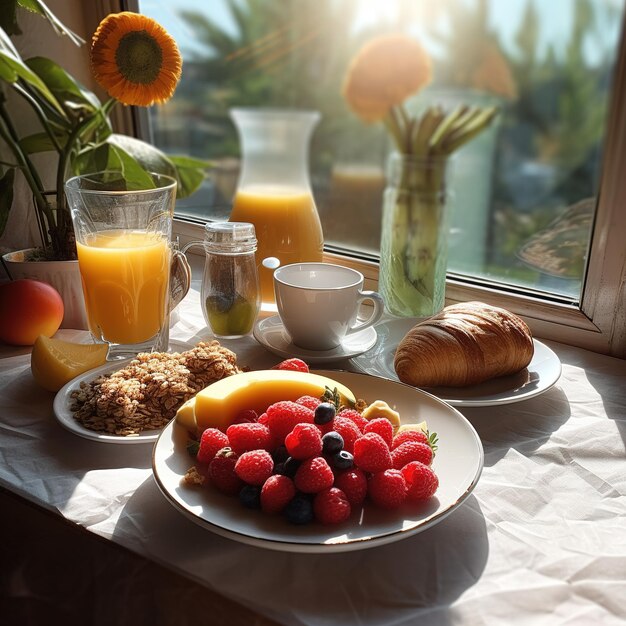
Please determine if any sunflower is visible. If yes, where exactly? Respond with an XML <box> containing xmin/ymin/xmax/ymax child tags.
<box><xmin>342</xmin><ymin>34</ymin><xmax>432</xmax><ymax>123</ymax></box>
<box><xmin>91</xmin><ymin>12</ymin><xmax>182</xmax><ymax>107</ymax></box>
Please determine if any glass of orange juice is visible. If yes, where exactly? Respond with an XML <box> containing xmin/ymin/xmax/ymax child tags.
<box><xmin>65</xmin><ymin>172</ymin><xmax>180</xmax><ymax>359</ymax></box>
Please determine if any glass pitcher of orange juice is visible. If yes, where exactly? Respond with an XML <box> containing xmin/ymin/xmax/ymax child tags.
<box><xmin>229</xmin><ymin>108</ymin><xmax>324</xmax><ymax>309</ymax></box>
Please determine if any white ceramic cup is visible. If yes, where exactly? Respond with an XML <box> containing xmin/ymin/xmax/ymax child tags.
<box><xmin>273</xmin><ymin>262</ymin><xmax>385</xmax><ymax>351</ymax></box>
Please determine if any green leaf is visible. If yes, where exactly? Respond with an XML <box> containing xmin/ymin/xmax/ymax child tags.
<box><xmin>168</xmin><ymin>154</ymin><xmax>211</xmax><ymax>198</ymax></box>
<box><xmin>0</xmin><ymin>49</ymin><xmax>64</xmax><ymax>114</ymax></box>
<box><xmin>107</xmin><ymin>134</ymin><xmax>177</xmax><ymax>179</ymax></box>
<box><xmin>0</xmin><ymin>1</ymin><xmax>21</xmax><ymax>37</ymax></box>
<box><xmin>19</xmin><ymin>131</ymin><xmax>64</xmax><ymax>153</ymax></box>
<box><xmin>0</xmin><ymin>57</ymin><xmax>18</xmax><ymax>82</ymax></box>
<box><xmin>72</xmin><ymin>142</ymin><xmax>156</xmax><ymax>191</ymax></box>
<box><xmin>17</xmin><ymin>0</ymin><xmax>84</xmax><ymax>46</ymax></box>
<box><xmin>0</xmin><ymin>167</ymin><xmax>15</xmax><ymax>237</ymax></box>
<box><xmin>26</xmin><ymin>57</ymin><xmax>100</xmax><ymax>113</ymax></box>
<box><xmin>107</xmin><ymin>135</ymin><xmax>211</xmax><ymax>198</ymax></box>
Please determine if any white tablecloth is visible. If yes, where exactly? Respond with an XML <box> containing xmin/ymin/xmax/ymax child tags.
<box><xmin>1</xmin><ymin>286</ymin><xmax>625</xmax><ymax>626</ymax></box>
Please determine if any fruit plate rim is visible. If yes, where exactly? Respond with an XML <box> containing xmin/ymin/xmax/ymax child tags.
<box><xmin>151</xmin><ymin>369</ymin><xmax>484</xmax><ymax>553</ymax></box>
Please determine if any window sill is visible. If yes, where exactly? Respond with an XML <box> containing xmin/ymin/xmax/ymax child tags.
<box><xmin>174</xmin><ymin>217</ymin><xmax>621</xmax><ymax>356</ymax></box>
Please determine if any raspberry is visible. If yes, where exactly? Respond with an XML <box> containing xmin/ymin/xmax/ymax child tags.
<box><xmin>260</xmin><ymin>475</ymin><xmax>296</xmax><ymax>514</ymax></box>
<box><xmin>272</xmin><ymin>358</ymin><xmax>309</xmax><ymax>372</ymax></box>
<box><xmin>226</xmin><ymin>422</ymin><xmax>272</xmax><ymax>455</ymax></box>
<box><xmin>402</xmin><ymin>461</ymin><xmax>439</xmax><ymax>501</ymax></box>
<box><xmin>294</xmin><ymin>456</ymin><xmax>334</xmax><ymax>493</ymax></box>
<box><xmin>364</xmin><ymin>418</ymin><xmax>394</xmax><ymax>447</ymax></box>
<box><xmin>392</xmin><ymin>429</ymin><xmax>429</xmax><ymax>449</ymax></box>
<box><xmin>285</xmin><ymin>423</ymin><xmax>323</xmax><ymax>460</ymax></box>
<box><xmin>391</xmin><ymin>441</ymin><xmax>433</xmax><ymax>469</ymax></box>
<box><xmin>232</xmin><ymin>409</ymin><xmax>259</xmax><ymax>425</ymax></box>
<box><xmin>353</xmin><ymin>432</ymin><xmax>392</xmax><ymax>473</ymax></box>
<box><xmin>234</xmin><ymin>449</ymin><xmax>274</xmax><ymax>485</ymax></box>
<box><xmin>313</xmin><ymin>487</ymin><xmax>351</xmax><ymax>524</ymax></box>
<box><xmin>197</xmin><ymin>428</ymin><xmax>229</xmax><ymax>464</ymax></box>
<box><xmin>368</xmin><ymin>469</ymin><xmax>407</xmax><ymax>509</ymax></box>
<box><xmin>208</xmin><ymin>447</ymin><xmax>243</xmax><ymax>495</ymax></box>
<box><xmin>338</xmin><ymin>408</ymin><xmax>368</xmax><ymax>433</ymax></box>
<box><xmin>257</xmin><ymin>412</ymin><xmax>269</xmax><ymax>425</ymax></box>
<box><xmin>333</xmin><ymin>468</ymin><xmax>367</xmax><ymax>506</ymax></box>
<box><xmin>296</xmin><ymin>395</ymin><xmax>321</xmax><ymax>411</ymax></box>
<box><xmin>266</xmin><ymin>401</ymin><xmax>315</xmax><ymax>440</ymax></box>
<box><xmin>332</xmin><ymin>417</ymin><xmax>361</xmax><ymax>453</ymax></box>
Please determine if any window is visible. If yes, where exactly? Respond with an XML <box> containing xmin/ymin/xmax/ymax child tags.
<box><xmin>126</xmin><ymin>0</ymin><xmax>626</xmax><ymax>356</ymax></box>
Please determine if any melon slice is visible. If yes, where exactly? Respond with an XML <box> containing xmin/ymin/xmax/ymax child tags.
<box><xmin>177</xmin><ymin>369</ymin><xmax>355</xmax><ymax>434</ymax></box>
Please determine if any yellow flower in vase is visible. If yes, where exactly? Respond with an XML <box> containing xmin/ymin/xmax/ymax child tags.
<box><xmin>343</xmin><ymin>33</ymin><xmax>499</xmax><ymax>317</ymax></box>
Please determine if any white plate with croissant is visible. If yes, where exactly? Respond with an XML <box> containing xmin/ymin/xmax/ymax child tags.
<box><xmin>351</xmin><ymin>303</ymin><xmax>562</xmax><ymax>407</ymax></box>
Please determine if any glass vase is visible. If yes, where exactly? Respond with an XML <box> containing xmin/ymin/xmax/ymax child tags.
<box><xmin>379</xmin><ymin>153</ymin><xmax>451</xmax><ymax>318</ymax></box>
<box><xmin>228</xmin><ymin>108</ymin><xmax>324</xmax><ymax>309</ymax></box>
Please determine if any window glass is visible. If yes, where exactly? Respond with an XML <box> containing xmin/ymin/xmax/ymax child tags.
<box><xmin>138</xmin><ymin>0</ymin><xmax>624</xmax><ymax>302</ymax></box>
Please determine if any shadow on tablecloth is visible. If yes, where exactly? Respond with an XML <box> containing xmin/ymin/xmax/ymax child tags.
<box><xmin>112</xmin><ymin>476</ymin><xmax>489</xmax><ymax>626</ymax></box>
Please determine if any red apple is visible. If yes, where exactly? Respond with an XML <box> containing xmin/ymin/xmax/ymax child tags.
<box><xmin>0</xmin><ymin>279</ymin><xmax>64</xmax><ymax>346</ymax></box>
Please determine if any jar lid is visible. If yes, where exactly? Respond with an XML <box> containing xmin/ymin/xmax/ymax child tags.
<box><xmin>203</xmin><ymin>222</ymin><xmax>257</xmax><ymax>253</ymax></box>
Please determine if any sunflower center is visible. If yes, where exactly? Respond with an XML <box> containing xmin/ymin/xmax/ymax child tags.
<box><xmin>115</xmin><ymin>30</ymin><xmax>163</xmax><ymax>85</ymax></box>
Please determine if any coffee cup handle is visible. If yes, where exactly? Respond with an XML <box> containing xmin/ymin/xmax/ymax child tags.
<box><xmin>346</xmin><ymin>290</ymin><xmax>385</xmax><ymax>336</ymax></box>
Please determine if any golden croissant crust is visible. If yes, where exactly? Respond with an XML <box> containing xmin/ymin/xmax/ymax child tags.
<box><xmin>394</xmin><ymin>302</ymin><xmax>534</xmax><ymax>387</ymax></box>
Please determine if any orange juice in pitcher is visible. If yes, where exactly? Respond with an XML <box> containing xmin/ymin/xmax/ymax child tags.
<box><xmin>229</xmin><ymin>108</ymin><xmax>324</xmax><ymax>308</ymax></box>
<box><xmin>230</xmin><ymin>185</ymin><xmax>323</xmax><ymax>305</ymax></box>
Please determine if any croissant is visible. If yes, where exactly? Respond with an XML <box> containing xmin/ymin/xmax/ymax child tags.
<box><xmin>394</xmin><ymin>301</ymin><xmax>534</xmax><ymax>387</ymax></box>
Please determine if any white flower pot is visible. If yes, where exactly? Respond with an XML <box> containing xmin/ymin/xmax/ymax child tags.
<box><xmin>1</xmin><ymin>248</ymin><xmax>89</xmax><ymax>330</ymax></box>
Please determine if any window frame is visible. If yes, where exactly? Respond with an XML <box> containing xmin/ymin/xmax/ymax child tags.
<box><xmin>120</xmin><ymin>0</ymin><xmax>626</xmax><ymax>357</ymax></box>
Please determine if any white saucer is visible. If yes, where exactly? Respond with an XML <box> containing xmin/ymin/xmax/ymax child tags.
<box><xmin>253</xmin><ymin>315</ymin><xmax>378</xmax><ymax>364</ymax></box>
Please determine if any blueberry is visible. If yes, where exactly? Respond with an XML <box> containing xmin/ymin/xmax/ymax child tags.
<box><xmin>331</xmin><ymin>450</ymin><xmax>354</xmax><ymax>470</ymax></box>
<box><xmin>272</xmin><ymin>444</ymin><xmax>289</xmax><ymax>464</ymax></box>
<box><xmin>314</xmin><ymin>402</ymin><xmax>336</xmax><ymax>425</ymax></box>
<box><xmin>284</xmin><ymin>494</ymin><xmax>314</xmax><ymax>525</ymax></box>
<box><xmin>239</xmin><ymin>485</ymin><xmax>261</xmax><ymax>509</ymax></box>
<box><xmin>282</xmin><ymin>456</ymin><xmax>301</xmax><ymax>478</ymax></box>
<box><xmin>322</xmin><ymin>431</ymin><xmax>344</xmax><ymax>455</ymax></box>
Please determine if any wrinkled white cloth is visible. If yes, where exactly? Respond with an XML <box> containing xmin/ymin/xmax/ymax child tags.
<box><xmin>1</xmin><ymin>286</ymin><xmax>625</xmax><ymax>626</ymax></box>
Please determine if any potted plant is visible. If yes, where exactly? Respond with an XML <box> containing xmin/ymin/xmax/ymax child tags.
<box><xmin>0</xmin><ymin>2</ymin><xmax>208</xmax><ymax>326</ymax></box>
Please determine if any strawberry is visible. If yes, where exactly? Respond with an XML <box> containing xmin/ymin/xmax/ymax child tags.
<box><xmin>391</xmin><ymin>441</ymin><xmax>433</xmax><ymax>469</ymax></box>
<box><xmin>226</xmin><ymin>422</ymin><xmax>272</xmax><ymax>455</ymax></box>
<box><xmin>363</xmin><ymin>417</ymin><xmax>394</xmax><ymax>447</ymax></box>
<box><xmin>208</xmin><ymin>447</ymin><xmax>243</xmax><ymax>495</ymax></box>
<box><xmin>353</xmin><ymin>432</ymin><xmax>392</xmax><ymax>473</ymax></box>
<box><xmin>294</xmin><ymin>456</ymin><xmax>334</xmax><ymax>493</ymax></box>
<box><xmin>285</xmin><ymin>423</ymin><xmax>323</xmax><ymax>460</ymax></box>
<box><xmin>402</xmin><ymin>461</ymin><xmax>439</xmax><ymax>501</ymax></box>
<box><xmin>331</xmin><ymin>416</ymin><xmax>361</xmax><ymax>453</ymax></box>
<box><xmin>338</xmin><ymin>408</ymin><xmax>368</xmax><ymax>433</ymax></box>
<box><xmin>296</xmin><ymin>395</ymin><xmax>321</xmax><ymax>410</ymax></box>
<box><xmin>196</xmin><ymin>428</ymin><xmax>229</xmax><ymax>464</ymax></box>
<box><xmin>368</xmin><ymin>469</ymin><xmax>407</xmax><ymax>509</ymax></box>
<box><xmin>266</xmin><ymin>400</ymin><xmax>315</xmax><ymax>440</ymax></box>
<box><xmin>333</xmin><ymin>468</ymin><xmax>367</xmax><ymax>507</ymax></box>
<box><xmin>260</xmin><ymin>475</ymin><xmax>296</xmax><ymax>514</ymax></box>
<box><xmin>313</xmin><ymin>487</ymin><xmax>351</xmax><ymax>524</ymax></box>
<box><xmin>391</xmin><ymin>429</ymin><xmax>429</xmax><ymax>449</ymax></box>
<box><xmin>234</xmin><ymin>450</ymin><xmax>274</xmax><ymax>485</ymax></box>
<box><xmin>272</xmin><ymin>358</ymin><xmax>309</xmax><ymax>373</ymax></box>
